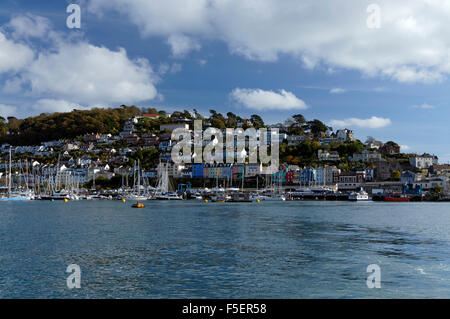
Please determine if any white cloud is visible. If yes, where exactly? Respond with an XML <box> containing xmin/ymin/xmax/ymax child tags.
<box><xmin>170</xmin><ymin>63</ymin><xmax>182</xmax><ymax>74</ymax></box>
<box><xmin>23</xmin><ymin>42</ymin><xmax>158</xmax><ymax>105</ymax></box>
<box><xmin>158</xmin><ymin>62</ymin><xmax>182</xmax><ymax>75</ymax></box>
<box><xmin>88</xmin><ymin>0</ymin><xmax>210</xmax><ymax>36</ymax></box>
<box><xmin>329</xmin><ymin>88</ymin><xmax>347</xmax><ymax>94</ymax></box>
<box><xmin>230</xmin><ymin>88</ymin><xmax>307</xmax><ymax>110</ymax></box>
<box><xmin>412</xmin><ymin>103</ymin><xmax>435</xmax><ymax>109</ymax></box>
<box><xmin>3</xmin><ymin>77</ymin><xmax>24</xmax><ymax>94</ymax></box>
<box><xmin>7</xmin><ymin>13</ymin><xmax>51</xmax><ymax>39</ymax></box>
<box><xmin>0</xmin><ymin>104</ymin><xmax>18</xmax><ymax>118</ymax></box>
<box><xmin>32</xmin><ymin>99</ymin><xmax>90</xmax><ymax>113</ymax></box>
<box><xmin>400</xmin><ymin>145</ymin><xmax>410</xmax><ymax>151</ymax></box>
<box><xmin>330</xmin><ymin>116</ymin><xmax>392</xmax><ymax>129</ymax></box>
<box><xmin>0</xmin><ymin>14</ymin><xmax>159</xmax><ymax>111</ymax></box>
<box><xmin>167</xmin><ymin>34</ymin><xmax>201</xmax><ymax>58</ymax></box>
<box><xmin>88</xmin><ymin>0</ymin><xmax>450</xmax><ymax>83</ymax></box>
<box><xmin>0</xmin><ymin>32</ymin><xmax>34</xmax><ymax>73</ymax></box>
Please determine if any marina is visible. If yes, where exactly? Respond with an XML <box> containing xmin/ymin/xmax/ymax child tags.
<box><xmin>1</xmin><ymin>148</ymin><xmax>446</xmax><ymax>203</ymax></box>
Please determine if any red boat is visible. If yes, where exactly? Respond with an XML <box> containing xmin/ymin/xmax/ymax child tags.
<box><xmin>384</xmin><ymin>195</ymin><xmax>410</xmax><ymax>202</ymax></box>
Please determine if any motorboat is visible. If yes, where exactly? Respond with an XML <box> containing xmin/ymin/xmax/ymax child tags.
<box><xmin>349</xmin><ymin>188</ymin><xmax>370</xmax><ymax>201</ymax></box>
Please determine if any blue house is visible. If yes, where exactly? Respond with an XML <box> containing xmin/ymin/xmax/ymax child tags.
<box><xmin>192</xmin><ymin>163</ymin><xmax>204</xmax><ymax>178</ymax></box>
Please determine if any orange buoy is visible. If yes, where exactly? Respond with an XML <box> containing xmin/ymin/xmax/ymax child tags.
<box><xmin>132</xmin><ymin>201</ymin><xmax>145</xmax><ymax>208</ymax></box>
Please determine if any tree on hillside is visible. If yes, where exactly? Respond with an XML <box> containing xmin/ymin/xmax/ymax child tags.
<box><xmin>182</xmin><ymin>110</ymin><xmax>193</xmax><ymax>119</ymax></box>
<box><xmin>226</xmin><ymin>112</ymin><xmax>239</xmax><ymax>127</ymax></box>
<box><xmin>208</xmin><ymin>110</ymin><xmax>227</xmax><ymax>129</ymax></box>
<box><xmin>334</xmin><ymin>140</ymin><xmax>365</xmax><ymax>159</ymax></box>
<box><xmin>142</xmin><ymin>107</ymin><xmax>158</xmax><ymax>114</ymax></box>
<box><xmin>0</xmin><ymin>117</ymin><xmax>7</xmax><ymax>136</ymax></box>
<box><xmin>293</xmin><ymin>114</ymin><xmax>306</xmax><ymax>127</ymax></box>
<box><xmin>307</xmin><ymin>119</ymin><xmax>328</xmax><ymax>136</ymax></box>
<box><xmin>250</xmin><ymin>114</ymin><xmax>265</xmax><ymax>128</ymax></box>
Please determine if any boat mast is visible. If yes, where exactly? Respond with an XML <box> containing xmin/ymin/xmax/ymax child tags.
<box><xmin>8</xmin><ymin>146</ymin><xmax>12</xmax><ymax>196</ymax></box>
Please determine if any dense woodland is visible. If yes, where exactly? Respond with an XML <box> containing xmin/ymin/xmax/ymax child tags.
<box><xmin>0</xmin><ymin>105</ymin><xmax>141</xmax><ymax>145</ymax></box>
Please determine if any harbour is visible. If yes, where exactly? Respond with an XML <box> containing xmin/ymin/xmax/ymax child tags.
<box><xmin>0</xmin><ymin>200</ymin><xmax>449</xmax><ymax>298</ymax></box>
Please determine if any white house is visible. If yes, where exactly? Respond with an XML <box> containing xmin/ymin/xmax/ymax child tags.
<box><xmin>336</xmin><ymin>129</ymin><xmax>354</xmax><ymax>142</ymax></box>
<box><xmin>349</xmin><ymin>150</ymin><xmax>382</xmax><ymax>162</ymax></box>
<box><xmin>409</xmin><ymin>154</ymin><xmax>439</xmax><ymax>169</ymax></box>
<box><xmin>318</xmin><ymin>150</ymin><xmax>340</xmax><ymax>161</ymax></box>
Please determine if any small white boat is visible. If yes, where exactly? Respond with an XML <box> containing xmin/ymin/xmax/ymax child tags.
<box><xmin>264</xmin><ymin>195</ymin><xmax>286</xmax><ymax>201</ymax></box>
<box><xmin>0</xmin><ymin>190</ymin><xmax>34</xmax><ymax>201</ymax></box>
<box><xmin>349</xmin><ymin>188</ymin><xmax>371</xmax><ymax>201</ymax></box>
<box><xmin>40</xmin><ymin>190</ymin><xmax>73</xmax><ymax>201</ymax></box>
<box><xmin>154</xmin><ymin>192</ymin><xmax>183</xmax><ymax>200</ymax></box>
<box><xmin>127</xmin><ymin>194</ymin><xmax>148</xmax><ymax>201</ymax></box>
<box><xmin>255</xmin><ymin>192</ymin><xmax>285</xmax><ymax>201</ymax></box>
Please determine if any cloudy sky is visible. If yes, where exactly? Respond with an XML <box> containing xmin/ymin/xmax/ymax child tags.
<box><xmin>0</xmin><ymin>0</ymin><xmax>449</xmax><ymax>162</ymax></box>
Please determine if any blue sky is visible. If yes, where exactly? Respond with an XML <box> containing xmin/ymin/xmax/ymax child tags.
<box><xmin>0</xmin><ymin>0</ymin><xmax>449</xmax><ymax>162</ymax></box>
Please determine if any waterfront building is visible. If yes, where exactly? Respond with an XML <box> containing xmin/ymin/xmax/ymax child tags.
<box><xmin>245</xmin><ymin>163</ymin><xmax>262</xmax><ymax>177</ymax></box>
<box><xmin>414</xmin><ymin>177</ymin><xmax>448</xmax><ymax>192</ymax></box>
<box><xmin>181</xmin><ymin>168</ymin><xmax>192</xmax><ymax>178</ymax></box>
<box><xmin>401</xmin><ymin>171</ymin><xmax>419</xmax><ymax>184</ymax></box>
<box><xmin>365</xmin><ymin>167</ymin><xmax>375</xmax><ymax>182</ymax></box>
<box><xmin>232</xmin><ymin>164</ymin><xmax>245</xmax><ymax>180</ymax></box>
<box><xmin>338</xmin><ymin>171</ymin><xmax>366</xmax><ymax>190</ymax></box>
<box><xmin>272</xmin><ymin>169</ymin><xmax>287</xmax><ymax>184</ymax></box>
<box><xmin>286</xmin><ymin>171</ymin><xmax>295</xmax><ymax>184</ymax></box>
<box><xmin>315</xmin><ymin>167</ymin><xmax>325</xmax><ymax>185</ymax></box>
<box><xmin>314</xmin><ymin>166</ymin><xmax>340</xmax><ymax>185</ymax></box>
<box><xmin>192</xmin><ymin>164</ymin><xmax>204</xmax><ymax>178</ymax></box>
<box><xmin>299</xmin><ymin>168</ymin><xmax>316</xmax><ymax>185</ymax></box>
<box><xmin>221</xmin><ymin>164</ymin><xmax>232</xmax><ymax>179</ymax></box>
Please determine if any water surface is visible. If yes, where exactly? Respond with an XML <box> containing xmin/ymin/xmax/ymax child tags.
<box><xmin>0</xmin><ymin>200</ymin><xmax>449</xmax><ymax>298</ymax></box>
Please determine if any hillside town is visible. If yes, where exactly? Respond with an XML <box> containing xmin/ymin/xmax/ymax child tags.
<box><xmin>0</xmin><ymin>107</ymin><xmax>448</xmax><ymax>200</ymax></box>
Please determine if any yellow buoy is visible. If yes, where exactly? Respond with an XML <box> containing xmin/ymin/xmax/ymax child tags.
<box><xmin>64</xmin><ymin>199</ymin><xmax>68</xmax><ymax>203</ymax></box>
<box><xmin>204</xmin><ymin>199</ymin><xmax>208</xmax><ymax>203</ymax></box>
<box><xmin>256</xmin><ymin>199</ymin><xmax>260</xmax><ymax>203</ymax></box>
<box><xmin>122</xmin><ymin>199</ymin><xmax>126</xmax><ymax>203</ymax></box>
